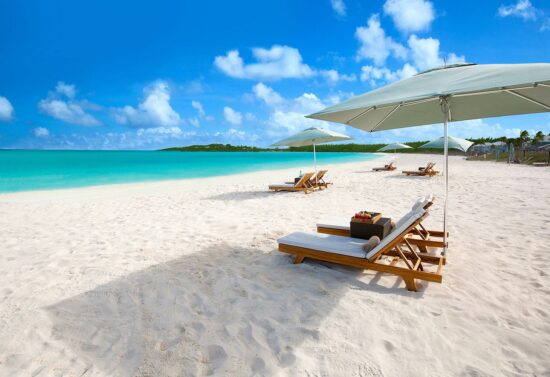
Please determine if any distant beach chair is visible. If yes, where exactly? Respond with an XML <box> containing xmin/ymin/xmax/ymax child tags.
<box><xmin>372</xmin><ymin>161</ymin><xmax>396</xmax><ymax>171</ymax></box>
<box><xmin>316</xmin><ymin>195</ymin><xmax>447</xmax><ymax>251</ymax></box>
<box><xmin>278</xmin><ymin>209</ymin><xmax>445</xmax><ymax>291</ymax></box>
<box><xmin>269</xmin><ymin>172</ymin><xmax>316</xmax><ymax>194</ymax></box>
<box><xmin>402</xmin><ymin>162</ymin><xmax>439</xmax><ymax>176</ymax></box>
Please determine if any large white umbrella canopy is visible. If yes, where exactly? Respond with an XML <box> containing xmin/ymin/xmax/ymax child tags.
<box><xmin>272</xmin><ymin>127</ymin><xmax>352</xmax><ymax>176</ymax></box>
<box><xmin>420</xmin><ymin>136</ymin><xmax>474</xmax><ymax>153</ymax></box>
<box><xmin>378</xmin><ymin>142</ymin><xmax>413</xmax><ymax>152</ymax></box>
<box><xmin>307</xmin><ymin>63</ymin><xmax>550</xmax><ymax>253</ymax></box>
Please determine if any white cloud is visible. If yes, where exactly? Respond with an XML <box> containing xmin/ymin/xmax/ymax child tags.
<box><xmin>213</xmin><ymin>128</ymin><xmax>259</xmax><ymax>143</ymax></box>
<box><xmin>408</xmin><ymin>35</ymin><xmax>465</xmax><ymax>71</ymax></box>
<box><xmin>223</xmin><ymin>106</ymin><xmax>242</xmax><ymax>125</ymax></box>
<box><xmin>33</xmin><ymin>127</ymin><xmax>50</xmax><ymax>138</ymax></box>
<box><xmin>355</xmin><ymin>14</ymin><xmax>408</xmax><ymax>66</ymax></box>
<box><xmin>360</xmin><ymin>63</ymin><xmax>418</xmax><ymax>86</ymax></box>
<box><xmin>245</xmin><ymin>112</ymin><xmax>257</xmax><ymax>122</ymax></box>
<box><xmin>252</xmin><ymin>83</ymin><xmax>346</xmax><ymax>137</ymax></box>
<box><xmin>383</xmin><ymin>0</ymin><xmax>435</xmax><ymax>33</ymax></box>
<box><xmin>331</xmin><ymin>0</ymin><xmax>346</xmax><ymax>16</ymax></box>
<box><xmin>191</xmin><ymin>100</ymin><xmax>205</xmax><ymax>117</ymax></box>
<box><xmin>498</xmin><ymin>0</ymin><xmax>538</xmax><ymax>20</ymax></box>
<box><xmin>187</xmin><ymin>100</ymin><xmax>214</xmax><ymax>127</ymax></box>
<box><xmin>0</xmin><ymin>96</ymin><xmax>14</xmax><ymax>121</ymax></box>
<box><xmin>214</xmin><ymin>45</ymin><xmax>315</xmax><ymax>80</ymax></box>
<box><xmin>136</xmin><ymin>126</ymin><xmax>185</xmax><ymax>138</ymax></box>
<box><xmin>39</xmin><ymin>100</ymin><xmax>101</xmax><ymax>126</ymax></box>
<box><xmin>320</xmin><ymin>69</ymin><xmax>357</xmax><ymax>84</ymax></box>
<box><xmin>55</xmin><ymin>81</ymin><xmax>76</xmax><ymax>98</ymax></box>
<box><xmin>188</xmin><ymin>117</ymin><xmax>200</xmax><ymax>128</ymax></box>
<box><xmin>253</xmin><ymin>82</ymin><xmax>284</xmax><ymax>106</ymax></box>
<box><xmin>38</xmin><ymin>82</ymin><xmax>102</xmax><ymax>126</ymax></box>
<box><xmin>114</xmin><ymin>81</ymin><xmax>181</xmax><ymax>127</ymax></box>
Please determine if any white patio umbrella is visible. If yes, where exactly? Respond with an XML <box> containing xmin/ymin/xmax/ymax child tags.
<box><xmin>272</xmin><ymin>127</ymin><xmax>352</xmax><ymax>177</ymax></box>
<box><xmin>420</xmin><ymin>136</ymin><xmax>473</xmax><ymax>153</ymax></box>
<box><xmin>307</xmin><ymin>63</ymin><xmax>550</xmax><ymax>253</ymax></box>
<box><xmin>378</xmin><ymin>142</ymin><xmax>413</xmax><ymax>153</ymax></box>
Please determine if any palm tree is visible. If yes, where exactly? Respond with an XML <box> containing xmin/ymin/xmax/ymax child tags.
<box><xmin>519</xmin><ymin>130</ymin><xmax>530</xmax><ymax>157</ymax></box>
<box><xmin>533</xmin><ymin>131</ymin><xmax>544</xmax><ymax>143</ymax></box>
<box><xmin>520</xmin><ymin>130</ymin><xmax>529</xmax><ymax>142</ymax></box>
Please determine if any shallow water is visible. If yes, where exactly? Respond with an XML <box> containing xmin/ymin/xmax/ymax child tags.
<box><xmin>0</xmin><ymin>150</ymin><xmax>379</xmax><ymax>192</ymax></box>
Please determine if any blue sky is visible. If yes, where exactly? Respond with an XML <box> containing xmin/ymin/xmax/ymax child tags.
<box><xmin>1</xmin><ymin>0</ymin><xmax>549</xmax><ymax>150</ymax></box>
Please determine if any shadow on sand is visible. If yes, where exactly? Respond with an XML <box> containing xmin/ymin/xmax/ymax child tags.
<box><xmin>46</xmin><ymin>244</ymin><xmax>424</xmax><ymax>376</ymax></box>
<box><xmin>205</xmin><ymin>190</ymin><xmax>277</xmax><ymax>202</ymax></box>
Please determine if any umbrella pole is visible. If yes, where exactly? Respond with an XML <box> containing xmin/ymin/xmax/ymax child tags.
<box><xmin>442</xmin><ymin>98</ymin><xmax>449</xmax><ymax>256</ymax></box>
<box><xmin>313</xmin><ymin>143</ymin><xmax>317</xmax><ymax>184</ymax></box>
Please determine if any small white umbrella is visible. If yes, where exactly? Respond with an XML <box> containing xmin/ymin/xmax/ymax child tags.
<box><xmin>378</xmin><ymin>142</ymin><xmax>413</xmax><ymax>153</ymax></box>
<box><xmin>272</xmin><ymin>127</ymin><xmax>352</xmax><ymax>177</ymax></box>
<box><xmin>307</xmin><ymin>63</ymin><xmax>550</xmax><ymax>253</ymax></box>
<box><xmin>420</xmin><ymin>136</ymin><xmax>473</xmax><ymax>153</ymax></box>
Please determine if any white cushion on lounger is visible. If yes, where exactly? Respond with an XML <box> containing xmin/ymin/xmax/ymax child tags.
<box><xmin>280</xmin><ymin>209</ymin><xmax>424</xmax><ymax>260</ymax></box>
<box><xmin>394</xmin><ymin>211</ymin><xmax>414</xmax><ymax>230</ymax></box>
<box><xmin>278</xmin><ymin>232</ymin><xmax>368</xmax><ymax>258</ymax></box>
<box><xmin>316</xmin><ymin>217</ymin><xmax>350</xmax><ymax>230</ymax></box>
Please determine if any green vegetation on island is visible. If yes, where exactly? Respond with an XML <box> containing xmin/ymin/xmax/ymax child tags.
<box><xmin>161</xmin><ymin>135</ymin><xmax>530</xmax><ymax>153</ymax></box>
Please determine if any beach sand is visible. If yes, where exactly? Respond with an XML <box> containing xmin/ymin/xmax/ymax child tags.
<box><xmin>0</xmin><ymin>153</ymin><xmax>549</xmax><ymax>376</ymax></box>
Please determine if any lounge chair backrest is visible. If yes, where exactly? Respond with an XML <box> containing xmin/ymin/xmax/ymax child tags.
<box><xmin>295</xmin><ymin>172</ymin><xmax>314</xmax><ymax>187</ymax></box>
<box><xmin>365</xmin><ymin>209</ymin><xmax>425</xmax><ymax>260</ymax></box>
<box><xmin>394</xmin><ymin>210</ymin><xmax>414</xmax><ymax>229</ymax></box>
<box><xmin>315</xmin><ymin>170</ymin><xmax>327</xmax><ymax>181</ymax></box>
<box><xmin>393</xmin><ymin>195</ymin><xmax>433</xmax><ymax>229</ymax></box>
<box><xmin>411</xmin><ymin>197</ymin><xmax>425</xmax><ymax>211</ymax></box>
<box><xmin>387</xmin><ymin>162</ymin><xmax>395</xmax><ymax>168</ymax></box>
<box><xmin>411</xmin><ymin>194</ymin><xmax>434</xmax><ymax>211</ymax></box>
<box><xmin>425</xmin><ymin>162</ymin><xmax>435</xmax><ymax>171</ymax></box>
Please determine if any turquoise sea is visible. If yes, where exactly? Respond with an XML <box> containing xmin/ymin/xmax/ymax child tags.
<box><xmin>0</xmin><ymin>150</ymin><xmax>379</xmax><ymax>193</ymax></box>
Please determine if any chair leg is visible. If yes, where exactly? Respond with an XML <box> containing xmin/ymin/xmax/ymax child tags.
<box><xmin>402</xmin><ymin>276</ymin><xmax>418</xmax><ymax>291</ymax></box>
<box><xmin>293</xmin><ymin>255</ymin><xmax>304</xmax><ymax>264</ymax></box>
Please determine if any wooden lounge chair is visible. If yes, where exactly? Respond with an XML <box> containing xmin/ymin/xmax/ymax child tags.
<box><xmin>316</xmin><ymin>195</ymin><xmax>447</xmax><ymax>251</ymax></box>
<box><xmin>372</xmin><ymin>161</ymin><xmax>396</xmax><ymax>171</ymax></box>
<box><xmin>402</xmin><ymin>162</ymin><xmax>439</xmax><ymax>176</ymax></box>
<box><xmin>269</xmin><ymin>172</ymin><xmax>316</xmax><ymax>194</ymax></box>
<box><xmin>278</xmin><ymin>209</ymin><xmax>445</xmax><ymax>291</ymax></box>
<box><xmin>312</xmin><ymin>170</ymin><xmax>331</xmax><ymax>188</ymax></box>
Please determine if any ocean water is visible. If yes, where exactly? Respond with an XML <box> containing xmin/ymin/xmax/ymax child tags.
<box><xmin>0</xmin><ymin>150</ymin><xmax>380</xmax><ymax>193</ymax></box>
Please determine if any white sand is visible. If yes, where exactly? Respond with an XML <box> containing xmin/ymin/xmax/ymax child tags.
<box><xmin>0</xmin><ymin>153</ymin><xmax>549</xmax><ymax>376</ymax></box>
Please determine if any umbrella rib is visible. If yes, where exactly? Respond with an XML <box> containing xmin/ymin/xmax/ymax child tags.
<box><xmin>370</xmin><ymin>104</ymin><xmax>401</xmax><ymax>132</ymax></box>
<box><xmin>505</xmin><ymin>90</ymin><xmax>550</xmax><ymax>111</ymax></box>
<box><xmin>346</xmin><ymin>107</ymin><xmax>374</xmax><ymax>125</ymax></box>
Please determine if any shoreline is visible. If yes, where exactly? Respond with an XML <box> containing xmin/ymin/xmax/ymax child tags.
<box><xmin>0</xmin><ymin>151</ymin><xmax>381</xmax><ymax>195</ymax></box>
<box><xmin>0</xmin><ymin>153</ymin><xmax>385</xmax><ymax>199</ymax></box>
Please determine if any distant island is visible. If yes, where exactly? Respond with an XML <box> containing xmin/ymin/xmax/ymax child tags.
<box><xmin>160</xmin><ymin>136</ymin><xmax>512</xmax><ymax>153</ymax></box>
